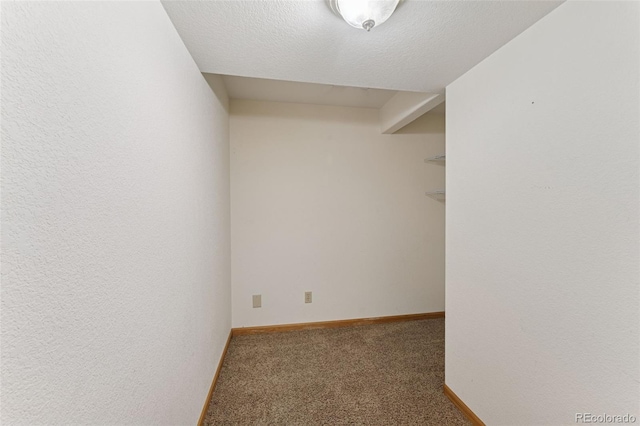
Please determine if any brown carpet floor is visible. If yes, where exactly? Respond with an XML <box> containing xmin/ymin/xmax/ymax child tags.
<box><xmin>203</xmin><ymin>318</ymin><xmax>469</xmax><ymax>425</ymax></box>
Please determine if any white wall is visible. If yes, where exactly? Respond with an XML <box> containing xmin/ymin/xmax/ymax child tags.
<box><xmin>230</xmin><ymin>100</ymin><xmax>445</xmax><ymax>327</ymax></box>
<box><xmin>446</xmin><ymin>2</ymin><xmax>639</xmax><ymax>425</ymax></box>
<box><xmin>1</xmin><ymin>2</ymin><xmax>230</xmax><ymax>424</ymax></box>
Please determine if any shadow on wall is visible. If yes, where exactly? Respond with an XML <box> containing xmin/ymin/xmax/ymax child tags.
<box><xmin>395</xmin><ymin>111</ymin><xmax>445</xmax><ymax>135</ymax></box>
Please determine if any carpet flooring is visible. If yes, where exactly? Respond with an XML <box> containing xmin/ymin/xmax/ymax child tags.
<box><xmin>203</xmin><ymin>318</ymin><xmax>469</xmax><ymax>425</ymax></box>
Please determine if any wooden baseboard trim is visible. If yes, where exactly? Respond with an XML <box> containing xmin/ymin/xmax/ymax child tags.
<box><xmin>231</xmin><ymin>311</ymin><xmax>444</xmax><ymax>336</ymax></box>
<box><xmin>444</xmin><ymin>384</ymin><xmax>485</xmax><ymax>426</ymax></box>
<box><xmin>197</xmin><ymin>331</ymin><xmax>232</xmax><ymax>426</ymax></box>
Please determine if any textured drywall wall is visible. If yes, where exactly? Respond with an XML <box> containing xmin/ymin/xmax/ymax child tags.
<box><xmin>230</xmin><ymin>100</ymin><xmax>445</xmax><ymax>327</ymax></box>
<box><xmin>1</xmin><ymin>2</ymin><xmax>230</xmax><ymax>424</ymax></box>
<box><xmin>445</xmin><ymin>2</ymin><xmax>639</xmax><ymax>424</ymax></box>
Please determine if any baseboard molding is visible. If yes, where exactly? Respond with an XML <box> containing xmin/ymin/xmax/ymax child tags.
<box><xmin>197</xmin><ymin>331</ymin><xmax>232</xmax><ymax>426</ymax></box>
<box><xmin>231</xmin><ymin>311</ymin><xmax>445</xmax><ymax>336</ymax></box>
<box><xmin>443</xmin><ymin>384</ymin><xmax>485</xmax><ymax>426</ymax></box>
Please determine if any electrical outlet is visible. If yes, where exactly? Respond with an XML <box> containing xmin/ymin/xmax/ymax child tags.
<box><xmin>305</xmin><ymin>291</ymin><xmax>312</xmax><ymax>304</ymax></box>
<box><xmin>252</xmin><ymin>294</ymin><xmax>261</xmax><ymax>308</ymax></box>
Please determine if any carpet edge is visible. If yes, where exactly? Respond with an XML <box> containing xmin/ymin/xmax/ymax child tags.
<box><xmin>443</xmin><ymin>383</ymin><xmax>486</xmax><ymax>426</ymax></box>
<box><xmin>197</xmin><ymin>330</ymin><xmax>233</xmax><ymax>426</ymax></box>
<box><xmin>231</xmin><ymin>312</ymin><xmax>445</xmax><ymax>336</ymax></box>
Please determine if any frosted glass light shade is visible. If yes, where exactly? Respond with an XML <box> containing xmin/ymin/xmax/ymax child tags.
<box><xmin>335</xmin><ymin>0</ymin><xmax>400</xmax><ymax>31</ymax></box>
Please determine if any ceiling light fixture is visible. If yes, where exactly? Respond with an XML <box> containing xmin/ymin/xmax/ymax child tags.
<box><xmin>329</xmin><ymin>0</ymin><xmax>400</xmax><ymax>32</ymax></box>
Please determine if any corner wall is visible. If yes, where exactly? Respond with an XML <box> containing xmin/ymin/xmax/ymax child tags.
<box><xmin>445</xmin><ymin>2</ymin><xmax>639</xmax><ymax>424</ymax></box>
<box><xmin>230</xmin><ymin>100</ymin><xmax>445</xmax><ymax>327</ymax></box>
<box><xmin>1</xmin><ymin>2</ymin><xmax>230</xmax><ymax>424</ymax></box>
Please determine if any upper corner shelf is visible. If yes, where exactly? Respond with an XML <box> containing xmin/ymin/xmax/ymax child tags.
<box><xmin>424</xmin><ymin>154</ymin><xmax>446</xmax><ymax>163</ymax></box>
<box><xmin>425</xmin><ymin>190</ymin><xmax>446</xmax><ymax>201</ymax></box>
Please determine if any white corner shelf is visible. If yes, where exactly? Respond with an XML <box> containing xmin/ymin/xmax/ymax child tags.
<box><xmin>425</xmin><ymin>190</ymin><xmax>446</xmax><ymax>201</ymax></box>
<box><xmin>424</xmin><ymin>154</ymin><xmax>446</xmax><ymax>163</ymax></box>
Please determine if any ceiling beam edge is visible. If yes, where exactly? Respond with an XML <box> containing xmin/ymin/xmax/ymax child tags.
<box><xmin>379</xmin><ymin>92</ymin><xmax>443</xmax><ymax>134</ymax></box>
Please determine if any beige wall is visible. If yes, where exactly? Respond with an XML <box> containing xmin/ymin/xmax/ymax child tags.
<box><xmin>230</xmin><ymin>100</ymin><xmax>445</xmax><ymax>327</ymax></box>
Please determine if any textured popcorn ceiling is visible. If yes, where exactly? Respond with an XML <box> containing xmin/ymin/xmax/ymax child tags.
<box><xmin>162</xmin><ymin>0</ymin><xmax>563</xmax><ymax>92</ymax></box>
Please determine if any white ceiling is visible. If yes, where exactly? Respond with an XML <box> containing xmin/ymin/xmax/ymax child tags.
<box><xmin>162</xmin><ymin>0</ymin><xmax>563</xmax><ymax>93</ymax></box>
<box><xmin>219</xmin><ymin>74</ymin><xmax>397</xmax><ymax>108</ymax></box>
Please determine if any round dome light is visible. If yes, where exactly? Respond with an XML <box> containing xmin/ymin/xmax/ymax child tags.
<box><xmin>330</xmin><ymin>0</ymin><xmax>400</xmax><ymax>32</ymax></box>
